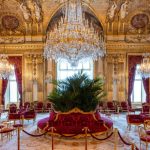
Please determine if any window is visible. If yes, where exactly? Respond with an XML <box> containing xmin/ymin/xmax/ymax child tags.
<box><xmin>131</xmin><ymin>65</ymin><xmax>146</xmax><ymax>103</ymax></box>
<box><xmin>5</xmin><ymin>70</ymin><xmax>20</xmax><ymax>107</ymax></box>
<box><xmin>57</xmin><ymin>60</ymin><xmax>93</xmax><ymax>80</ymax></box>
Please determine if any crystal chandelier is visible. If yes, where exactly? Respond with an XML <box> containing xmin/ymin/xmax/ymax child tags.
<box><xmin>0</xmin><ymin>54</ymin><xmax>14</xmax><ymax>79</ymax></box>
<box><xmin>138</xmin><ymin>53</ymin><xmax>150</xmax><ymax>78</ymax></box>
<box><xmin>44</xmin><ymin>0</ymin><xmax>106</xmax><ymax>66</ymax></box>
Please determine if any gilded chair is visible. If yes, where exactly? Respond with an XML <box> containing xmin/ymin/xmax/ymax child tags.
<box><xmin>106</xmin><ymin>101</ymin><xmax>116</xmax><ymax>113</ymax></box>
<box><xmin>8</xmin><ymin>104</ymin><xmax>22</xmax><ymax>124</ymax></box>
<box><xmin>142</xmin><ymin>103</ymin><xmax>150</xmax><ymax>114</ymax></box>
<box><xmin>44</xmin><ymin>102</ymin><xmax>52</xmax><ymax>112</ymax></box>
<box><xmin>126</xmin><ymin>114</ymin><xmax>143</xmax><ymax>130</ymax></box>
<box><xmin>138</xmin><ymin>126</ymin><xmax>150</xmax><ymax>150</ymax></box>
<box><xmin>24</xmin><ymin>102</ymin><xmax>31</xmax><ymax>110</ymax></box>
<box><xmin>35</xmin><ymin>102</ymin><xmax>44</xmax><ymax>113</ymax></box>
<box><xmin>23</xmin><ymin>110</ymin><xmax>36</xmax><ymax>124</ymax></box>
<box><xmin>144</xmin><ymin>120</ymin><xmax>150</xmax><ymax>135</ymax></box>
<box><xmin>120</xmin><ymin>101</ymin><xmax>135</xmax><ymax>113</ymax></box>
<box><xmin>98</xmin><ymin>101</ymin><xmax>105</xmax><ymax>113</ymax></box>
<box><xmin>9</xmin><ymin>104</ymin><xmax>17</xmax><ymax>114</ymax></box>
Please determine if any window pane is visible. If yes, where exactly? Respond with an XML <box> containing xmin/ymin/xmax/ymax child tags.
<box><xmin>10</xmin><ymin>81</ymin><xmax>18</xmax><ymax>103</ymax></box>
<box><xmin>9</xmin><ymin>70</ymin><xmax>16</xmax><ymax>80</ymax></box>
<box><xmin>57</xmin><ymin>60</ymin><xmax>93</xmax><ymax>80</ymax></box>
<box><xmin>59</xmin><ymin>61</ymin><xmax>68</xmax><ymax>70</ymax></box>
<box><xmin>83</xmin><ymin>62</ymin><xmax>90</xmax><ymax>69</ymax></box>
<box><xmin>142</xmin><ymin>82</ymin><xmax>146</xmax><ymax>102</ymax></box>
<box><xmin>76</xmin><ymin>63</ymin><xmax>82</xmax><ymax>69</ymax></box>
<box><xmin>135</xmin><ymin>64</ymin><xmax>142</xmax><ymax>79</ymax></box>
<box><xmin>133</xmin><ymin>81</ymin><xmax>141</xmax><ymax>102</ymax></box>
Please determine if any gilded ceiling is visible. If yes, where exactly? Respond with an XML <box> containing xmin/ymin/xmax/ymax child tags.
<box><xmin>0</xmin><ymin>0</ymin><xmax>150</xmax><ymax>45</ymax></box>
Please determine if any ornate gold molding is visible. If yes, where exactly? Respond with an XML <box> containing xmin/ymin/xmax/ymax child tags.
<box><xmin>0</xmin><ymin>43</ymin><xmax>44</xmax><ymax>53</ymax></box>
<box><xmin>106</xmin><ymin>42</ymin><xmax>150</xmax><ymax>52</ymax></box>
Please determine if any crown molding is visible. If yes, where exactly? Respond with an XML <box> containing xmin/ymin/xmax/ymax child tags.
<box><xmin>106</xmin><ymin>42</ymin><xmax>150</xmax><ymax>52</ymax></box>
<box><xmin>0</xmin><ymin>42</ymin><xmax>44</xmax><ymax>54</ymax></box>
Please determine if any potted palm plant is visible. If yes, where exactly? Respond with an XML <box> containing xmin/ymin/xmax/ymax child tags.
<box><xmin>48</xmin><ymin>72</ymin><xmax>106</xmax><ymax>112</ymax></box>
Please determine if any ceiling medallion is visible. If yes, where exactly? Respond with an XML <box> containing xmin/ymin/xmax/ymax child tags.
<box><xmin>2</xmin><ymin>15</ymin><xmax>19</xmax><ymax>30</ymax></box>
<box><xmin>131</xmin><ymin>14</ymin><xmax>149</xmax><ymax>29</ymax></box>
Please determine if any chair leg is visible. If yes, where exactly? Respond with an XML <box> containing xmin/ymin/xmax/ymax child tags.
<box><xmin>146</xmin><ymin>142</ymin><xmax>148</xmax><ymax>150</ymax></box>
<box><xmin>127</xmin><ymin>124</ymin><xmax>131</xmax><ymax>131</ymax></box>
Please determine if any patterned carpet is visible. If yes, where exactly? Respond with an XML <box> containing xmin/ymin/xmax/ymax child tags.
<box><xmin>0</xmin><ymin>112</ymin><xmax>148</xmax><ymax>150</ymax></box>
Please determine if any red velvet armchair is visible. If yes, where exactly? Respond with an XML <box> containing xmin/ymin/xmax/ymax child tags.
<box><xmin>138</xmin><ymin>126</ymin><xmax>150</xmax><ymax>150</ymax></box>
<box><xmin>44</xmin><ymin>102</ymin><xmax>52</xmax><ymax>112</ymax></box>
<box><xmin>23</xmin><ymin>110</ymin><xmax>36</xmax><ymax>124</ymax></box>
<box><xmin>9</xmin><ymin>105</ymin><xmax>17</xmax><ymax>114</ymax></box>
<box><xmin>35</xmin><ymin>102</ymin><xmax>44</xmax><ymax>113</ymax></box>
<box><xmin>106</xmin><ymin>101</ymin><xmax>116</xmax><ymax>113</ymax></box>
<box><xmin>120</xmin><ymin>101</ymin><xmax>135</xmax><ymax>113</ymax></box>
<box><xmin>8</xmin><ymin>113</ymin><xmax>22</xmax><ymax>124</ymax></box>
<box><xmin>8</xmin><ymin>105</ymin><xmax>22</xmax><ymax>124</ymax></box>
<box><xmin>98</xmin><ymin>101</ymin><xmax>105</xmax><ymax>113</ymax></box>
<box><xmin>142</xmin><ymin>103</ymin><xmax>150</xmax><ymax>114</ymax></box>
<box><xmin>126</xmin><ymin>114</ymin><xmax>143</xmax><ymax>130</ymax></box>
<box><xmin>24</xmin><ymin>102</ymin><xmax>30</xmax><ymax>110</ymax></box>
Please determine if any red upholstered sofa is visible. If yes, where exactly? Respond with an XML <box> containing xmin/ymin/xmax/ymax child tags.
<box><xmin>37</xmin><ymin>108</ymin><xmax>113</xmax><ymax>135</ymax></box>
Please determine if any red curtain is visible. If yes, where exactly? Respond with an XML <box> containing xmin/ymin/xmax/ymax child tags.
<box><xmin>128</xmin><ymin>56</ymin><xmax>142</xmax><ymax>106</ymax></box>
<box><xmin>9</xmin><ymin>56</ymin><xmax>22</xmax><ymax>106</ymax></box>
<box><xmin>142</xmin><ymin>78</ymin><xmax>149</xmax><ymax>103</ymax></box>
<box><xmin>2</xmin><ymin>79</ymin><xmax>8</xmax><ymax>105</ymax></box>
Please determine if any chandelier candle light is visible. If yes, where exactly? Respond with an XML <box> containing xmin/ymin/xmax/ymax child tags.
<box><xmin>44</xmin><ymin>0</ymin><xmax>105</xmax><ymax>66</ymax></box>
<box><xmin>138</xmin><ymin>53</ymin><xmax>150</xmax><ymax>79</ymax></box>
<box><xmin>0</xmin><ymin>54</ymin><xmax>14</xmax><ymax>79</ymax></box>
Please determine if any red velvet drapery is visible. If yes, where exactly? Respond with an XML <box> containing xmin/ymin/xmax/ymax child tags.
<box><xmin>9</xmin><ymin>56</ymin><xmax>22</xmax><ymax>106</ymax></box>
<box><xmin>128</xmin><ymin>56</ymin><xmax>142</xmax><ymax>106</ymax></box>
<box><xmin>2</xmin><ymin>79</ymin><xmax>8</xmax><ymax>105</ymax></box>
<box><xmin>143</xmin><ymin>78</ymin><xmax>149</xmax><ymax>103</ymax></box>
<box><xmin>2</xmin><ymin>56</ymin><xmax>22</xmax><ymax>106</ymax></box>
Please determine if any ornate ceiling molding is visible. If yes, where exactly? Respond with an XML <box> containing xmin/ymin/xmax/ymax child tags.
<box><xmin>106</xmin><ymin>42</ymin><xmax>150</xmax><ymax>52</ymax></box>
<box><xmin>0</xmin><ymin>43</ymin><xmax>44</xmax><ymax>53</ymax></box>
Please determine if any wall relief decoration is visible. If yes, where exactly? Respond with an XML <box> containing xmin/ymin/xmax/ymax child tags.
<box><xmin>131</xmin><ymin>13</ymin><xmax>149</xmax><ymax>29</ymax></box>
<box><xmin>125</xmin><ymin>13</ymin><xmax>150</xmax><ymax>43</ymax></box>
<box><xmin>2</xmin><ymin>15</ymin><xmax>19</xmax><ymax>30</ymax></box>
<box><xmin>0</xmin><ymin>14</ymin><xmax>25</xmax><ymax>43</ymax></box>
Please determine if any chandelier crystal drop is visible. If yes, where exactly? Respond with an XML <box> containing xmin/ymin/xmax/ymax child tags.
<box><xmin>44</xmin><ymin>0</ymin><xmax>106</xmax><ymax>66</ymax></box>
<box><xmin>0</xmin><ymin>54</ymin><xmax>14</xmax><ymax>79</ymax></box>
<box><xmin>138</xmin><ymin>53</ymin><xmax>150</xmax><ymax>78</ymax></box>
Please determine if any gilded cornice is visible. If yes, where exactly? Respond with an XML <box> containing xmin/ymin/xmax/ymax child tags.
<box><xmin>106</xmin><ymin>42</ymin><xmax>150</xmax><ymax>53</ymax></box>
<box><xmin>0</xmin><ymin>43</ymin><xmax>44</xmax><ymax>53</ymax></box>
